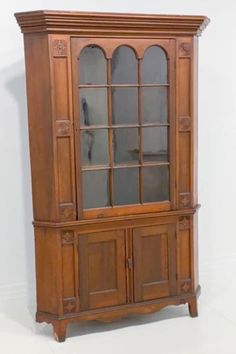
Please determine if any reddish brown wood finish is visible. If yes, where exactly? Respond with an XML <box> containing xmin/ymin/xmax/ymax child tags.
<box><xmin>133</xmin><ymin>224</ymin><xmax>176</xmax><ymax>301</ymax></box>
<box><xmin>52</xmin><ymin>320</ymin><xmax>68</xmax><ymax>342</ymax></box>
<box><xmin>15</xmin><ymin>10</ymin><xmax>209</xmax><ymax>36</ymax></box>
<box><xmin>15</xmin><ymin>10</ymin><xmax>209</xmax><ymax>342</ymax></box>
<box><xmin>78</xmin><ymin>230</ymin><xmax>127</xmax><ymax>310</ymax></box>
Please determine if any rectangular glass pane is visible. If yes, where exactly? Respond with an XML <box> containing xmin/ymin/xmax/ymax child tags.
<box><xmin>112</xmin><ymin>88</ymin><xmax>138</xmax><ymax>125</ymax></box>
<box><xmin>142</xmin><ymin>87</ymin><xmax>168</xmax><ymax>124</ymax></box>
<box><xmin>113</xmin><ymin>168</ymin><xmax>139</xmax><ymax>205</ymax></box>
<box><xmin>113</xmin><ymin>128</ymin><xmax>139</xmax><ymax>165</ymax></box>
<box><xmin>83</xmin><ymin>170</ymin><xmax>110</xmax><ymax>209</ymax></box>
<box><xmin>81</xmin><ymin>129</ymin><xmax>109</xmax><ymax>166</ymax></box>
<box><xmin>142</xmin><ymin>127</ymin><xmax>168</xmax><ymax>162</ymax></box>
<box><xmin>143</xmin><ymin>166</ymin><xmax>169</xmax><ymax>202</ymax></box>
<box><xmin>80</xmin><ymin>88</ymin><xmax>108</xmax><ymax>126</ymax></box>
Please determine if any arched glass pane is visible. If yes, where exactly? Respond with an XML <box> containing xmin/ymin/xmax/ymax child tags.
<box><xmin>111</xmin><ymin>46</ymin><xmax>137</xmax><ymax>84</ymax></box>
<box><xmin>142</xmin><ymin>46</ymin><xmax>167</xmax><ymax>84</ymax></box>
<box><xmin>79</xmin><ymin>45</ymin><xmax>107</xmax><ymax>84</ymax></box>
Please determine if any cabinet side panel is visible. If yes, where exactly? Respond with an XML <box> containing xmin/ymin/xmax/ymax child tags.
<box><xmin>178</xmin><ymin>58</ymin><xmax>191</xmax><ymax>116</ymax></box>
<box><xmin>53</xmin><ymin>58</ymin><xmax>69</xmax><ymax>119</ymax></box>
<box><xmin>192</xmin><ymin>37</ymin><xmax>199</xmax><ymax>205</ymax></box>
<box><xmin>176</xmin><ymin>37</ymin><xmax>193</xmax><ymax>209</ymax></box>
<box><xmin>177</xmin><ymin>216</ymin><xmax>195</xmax><ymax>294</ymax></box>
<box><xmin>35</xmin><ymin>228</ymin><xmax>62</xmax><ymax>314</ymax></box>
<box><xmin>24</xmin><ymin>34</ymin><xmax>56</xmax><ymax>220</ymax></box>
<box><xmin>62</xmin><ymin>244</ymin><xmax>75</xmax><ymax>298</ymax></box>
<box><xmin>57</xmin><ymin>137</ymin><xmax>73</xmax><ymax>203</ymax></box>
<box><xmin>49</xmin><ymin>35</ymin><xmax>77</xmax><ymax>221</ymax></box>
<box><xmin>61</xmin><ymin>230</ymin><xmax>78</xmax><ymax>314</ymax></box>
<box><xmin>180</xmin><ymin>229</ymin><xmax>191</xmax><ymax>279</ymax></box>
<box><xmin>179</xmin><ymin>132</ymin><xmax>191</xmax><ymax>192</ymax></box>
<box><xmin>192</xmin><ymin>213</ymin><xmax>199</xmax><ymax>291</ymax></box>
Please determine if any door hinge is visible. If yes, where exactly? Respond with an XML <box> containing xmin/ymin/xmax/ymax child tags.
<box><xmin>126</xmin><ymin>258</ymin><xmax>133</xmax><ymax>269</ymax></box>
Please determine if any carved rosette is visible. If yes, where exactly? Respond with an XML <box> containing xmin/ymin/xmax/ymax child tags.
<box><xmin>53</xmin><ymin>39</ymin><xmax>67</xmax><ymax>57</ymax></box>
<box><xmin>60</xmin><ymin>204</ymin><xmax>76</xmax><ymax>220</ymax></box>
<box><xmin>179</xmin><ymin>194</ymin><xmax>191</xmax><ymax>208</ymax></box>
<box><xmin>181</xmin><ymin>281</ymin><xmax>191</xmax><ymax>293</ymax></box>
<box><xmin>179</xmin><ymin>42</ymin><xmax>192</xmax><ymax>56</ymax></box>
<box><xmin>61</xmin><ymin>231</ymin><xmax>74</xmax><ymax>245</ymax></box>
<box><xmin>63</xmin><ymin>298</ymin><xmax>76</xmax><ymax>313</ymax></box>
<box><xmin>179</xmin><ymin>116</ymin><xmax>191</xmax><ymax>132</ymax></box>
<box><xmin>179</xmin><ymin>216</ymin><xmax>191</xmax><ymax>230</ymax></box>
<box><xmin>56</xmin><ymin>121</ymin><xmax>71</xmax><ymax>137</ymax></box>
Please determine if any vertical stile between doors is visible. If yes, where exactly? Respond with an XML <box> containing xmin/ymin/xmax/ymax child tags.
<box><xmin>107</xmin><ymin>58</ymin><xmax>114</xmax><ymax>206</ymax></box>
<box><xmin>137</xmin><ymin>58</ymin><xmax>144</xmax><ymax>203</ymax></box>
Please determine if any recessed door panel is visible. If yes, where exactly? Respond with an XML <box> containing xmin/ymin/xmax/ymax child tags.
<box><xmin>133</xmin><ymin>224</ymin><xmax>176</xmax><ymax>302</ymax></box>
<box><xmin>78</xmin><ymin>230</ymin><xmax>126</xmax><ymax>310</ymax></box>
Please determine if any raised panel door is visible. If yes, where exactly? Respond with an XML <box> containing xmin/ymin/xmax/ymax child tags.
<box><xmin>133</xmin><ymin>224</ymin><xmax>176</xmax><ymax>302</ymax></box>
<box><xmin>78</xmin><ymin>230</ymin><xmax>126</xmax><ymax>310</ymax></box>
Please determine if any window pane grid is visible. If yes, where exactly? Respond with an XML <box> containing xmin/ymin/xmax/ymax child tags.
<box><xmin>79</xmin><ymin>45</ymin><xmax>170</xmax><ymax>209</ymax></box>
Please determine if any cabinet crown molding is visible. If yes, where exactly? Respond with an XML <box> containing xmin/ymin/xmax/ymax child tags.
<box><xmin>15</xmin><ymin>10</ymin><xmax>209</xmax><ymax>36</ymax></box>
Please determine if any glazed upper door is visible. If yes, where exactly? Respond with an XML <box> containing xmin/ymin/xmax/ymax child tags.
<box><xmin>71</xmin><ymin>38</ymin><xmax>176</xmax><ymax>219</ymax></box>
<box><xmin>78</xmin><ymin>230</ymin><xmax>126</xmax><ymax>311</ymax></box>
<box><xmin>133</xmin><ymin>223</ymin><xmax>177</xmax><ymax>302</ymax></box>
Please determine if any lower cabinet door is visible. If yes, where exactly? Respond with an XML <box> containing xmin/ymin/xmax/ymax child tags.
<box><xmin>133</xmin><ymin>224</ymin><xmax>177</xmax><ymax>302</ymax></box>
<box><xmin>78</xmin><ymin>230</ymin><xmax>127</xmax><ymax>311</ymax></box>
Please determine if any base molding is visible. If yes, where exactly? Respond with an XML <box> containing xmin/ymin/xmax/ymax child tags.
<box><xmin>36</xmin><ymin>286</ymin><xmax>200</xmax><ymax>342</ymax></box>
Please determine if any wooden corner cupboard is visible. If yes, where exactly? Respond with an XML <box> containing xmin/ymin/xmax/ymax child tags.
<box><xmin>15</xmin><ymin>10</ymin><xmax>209</xmax><ymax>342</ymax></box>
